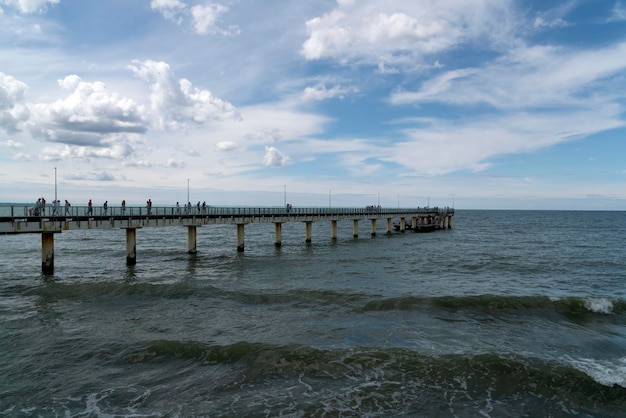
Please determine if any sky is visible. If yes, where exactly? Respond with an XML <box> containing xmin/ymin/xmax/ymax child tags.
<box><xmin>1</xmin><ymin>0</ymin><xmax>626</xmax><ymax>210</ymax></box>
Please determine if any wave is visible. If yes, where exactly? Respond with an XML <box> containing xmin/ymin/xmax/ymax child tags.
<box><xmin>361</xmin><ymin>294</ymin><xmax>626</xmax><ymax>317</ymax></box>
<box><xmin>15</xmin><ymin>282</ymin><xmax>626</xmax><ymax>319</ymax></box>
<box><xmin>115</xmin><ymin>340</ymin><xmax>626</xmax><ymax>415</ymax></box>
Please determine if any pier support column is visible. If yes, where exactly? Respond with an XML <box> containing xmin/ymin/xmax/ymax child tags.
<box><xmin>370</xmin><ymin>219</ymin><xmax>377</xmax><ymax>236</ymax></box>
<box><xmin>41</xmin><ymin>232</ymin><xmax>54</xmax><ymax>274</ymax></box>
<box><xmin>352</xmin><ymin>220</ymin><xmax>359</xmax><ymax>238</ymax></box>
<box><xmin>412</xmin><ymin>217</ymin><xmax>417</xmax><ymax>229</ymax></box>
<box><xmin>125</xmin><ymin>228</ymin><xmax>137</xmax><ymax>266</ymax></box>
<box><xmin>331</xmin><ymin>220</ymin><xmax>337</xmax><ymax>240</ymax></box>
<box><xmin>447</xmin><ymin>215</ymin><xmax>452</xmax><ymax>229</ymax></box>
<box><xmin>275</xmin><ymin>223</ymin><xmax>282</xmax><ymax>247</ymax></box>
<box><xmin>305</xmin><ymin>221</ymin><xmax>313</xmax><ymax>243</ymax></box>
<box><xmin>386</xmin><ymin>218</ymin><xmax>392</xmax><ymax>234</ymax></box>
<box><xmin>187</xmin><ymin>225</ymin><xmax>197</xmax><ymax>254</ymax></box>
<box><xmin>400</xmin><ymin>217</ymin><xmax>406</xmax><ymax>233</ymax></box>
<box><xmin>237</xmin><ymin>224</ymin><xmax>245</xmax><ymax>252</ymax></box>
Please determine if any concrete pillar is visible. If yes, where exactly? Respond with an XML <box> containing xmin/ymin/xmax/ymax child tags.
<box><xmin>305</xmin><ymin>221</ymin><xmax>313</xmax><ymax>243</ymax></box>
<box><xmin>386</xmin><ymin>218</ymin><xmax>392</xmax><ymax>234</ymax></box>
<box><xmin>370</xmin><ymin>219</ymin><xmax>377</xmax><ymax>236</ymax></box>
<box><xmin>275</xmin><ymin>223</ymin><xmax>282</xmax><ymax>247</ymax></box>
<box><xmin>187</xmin><ymin>225</ymin><xmax>197</xmax><ymax>254</ymax></box>
<box><xmin>400</xmin><ymin>217</ymin><xmax>406</xmax><ymax>233</ymax></box>
<box><xmin>352</xmin><ymin>219</ymin><xmax>359</xmax><ymax>238</ymax></box>
<box><xmin>125</xmin><ymin>228</ymin><xmax>137</xmax><ymax>266</ymax></box>
<box><xmin>331</xmin><ymin>220</ymin><xmax>337</xmax><ymax>240</ymax></box>
<box><xmin>42</xmin><ymin>232</ymin><xmax>54</xmax><ymax>274</ymax></box>
<box><xmin>448</xmin><ymin>215</ymin><xmax>452</xmax><ymax>229</ymax></box>
<box><xmin>237</xmin><ymin>224</ymin><xmax>245</xmax><ymax>252</ymax></box>
<box><xmin>412</xmin><ymin>217</ymin><xmax>417</xmax><ymax>229</ymax></box>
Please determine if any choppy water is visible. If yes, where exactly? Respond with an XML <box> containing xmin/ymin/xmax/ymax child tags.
<box><xmin>1</xmin><ymin>210</ymin><xmax>625</xmax><ymax>417</ymax></box>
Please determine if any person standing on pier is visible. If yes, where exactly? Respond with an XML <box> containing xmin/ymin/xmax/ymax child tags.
<box><xmin>65</xmin><ymin>199</ymin><xmax>71</xmax><ymax>215</ymax></box>
<box><xmin>103</xmin><ymin>201</ymin><xmax>108</xmax><ymax>215</ymax></box>
<box><xmin>121</xmin><ymin>200</ymin><xmax>126</xmax><ymax>214</ymax></box>
<box><xmin>88</xmin><ymin>199</ymin><xmax>93</xmax><ymax>215</ymax></box>
<box><xmin>41</xmin><ymin>197</ymin><xmax>46</xmax><ymax>215</ymax></box>
<box><xmin>147</xmin><ymin>199</ymin><xmax>152</xmax><ymax>215</ymax></box>
<box><xmin>176</xmin><ymin>202</ymin><xmax>180</xmax><ymax>214</ymax></box>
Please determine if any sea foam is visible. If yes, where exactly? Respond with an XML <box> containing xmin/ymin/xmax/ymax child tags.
<box><xmin>564</xmin><ymin>356</ymin><xmax>626</xmax><ymax>388</ymax></box>
<box><xmin>583</xmin><ymin>297</ymin><xmax>614</xmax><ymax>314</ymax></box>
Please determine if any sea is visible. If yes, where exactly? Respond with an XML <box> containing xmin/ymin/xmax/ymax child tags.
<box><xmin>0</xmin><ymin>209</ymin><xmax>625</xmax><ymax>417</ymax></box>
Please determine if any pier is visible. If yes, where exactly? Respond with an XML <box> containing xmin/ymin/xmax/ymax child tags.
<box><xmin>0</xmin><ymin>205</ymin><xmax>453</xmax><ymax>274</ymax></box>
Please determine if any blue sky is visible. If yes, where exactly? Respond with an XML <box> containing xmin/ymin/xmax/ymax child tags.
<box><xmin>1</xmin><ymin>0</ymin><xmax>626</xmax><ymax>209</ymax></box>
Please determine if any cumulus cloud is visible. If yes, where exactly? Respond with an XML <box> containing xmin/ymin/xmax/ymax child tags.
<box><xmin>302</xmin><ymin>0</ymin><xmax>518</xmax><ymax>66</ymax></box>
<box><xmin>28</xmin><ymin>75</ymin><xmax>147</xmax><ymax>148</ymax></box>
<box><xmin>0</xmin><ymin>139</ymin><xmax>23</xmax><ymax>149</ymax></box>
<box><xmin>128</xmin><ymin>60</ymin><xmax>241</xmax><ymax>130</ymax></box>
<box><xmin>262</xmin><ymin>145</ymin><xmax>291</xmax><ymax>167</ymax></box>
<box><xmin>39</xmin><ymin>141</ymin><xmax>136</xmax><ymax>162</ymax></box>
<box><xmin>0</xmin><ymin>0</ymin><xmax>59</xmax><ymax>13</ymax></box>
<box><xmin>216</xmin><ymin>141</ymin><xmax>241</xmax><ymax>151</ymax></box>
<box><xmin>0</xmin><ymin>72</ymin><xmax>30</xmax><ymax>133</ymax></box>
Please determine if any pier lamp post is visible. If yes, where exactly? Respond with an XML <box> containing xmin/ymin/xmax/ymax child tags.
<box><xmin>187</xmin><ymin>179</ymin><xmax>190</xmax><ymax>203</ymax></box>
<box><xmin>54</xmin><ymin>167</ymin><xmax>57</xmax><ymax>204</ymax></box>
<box><xmin>284</xmin><ymin>185</ymin><xmax>286</xmax><ymax>207</ymax></box>
<box><xmin>329</xmin><ymin>189</ymin><xmax>332</xmax><ymax>209</ymax></box>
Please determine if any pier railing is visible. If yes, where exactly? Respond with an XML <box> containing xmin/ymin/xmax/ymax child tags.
<box><xmin>0</xmin><ymin>205</ymin><xmax>453</xmax><ymax>219</ymax></box>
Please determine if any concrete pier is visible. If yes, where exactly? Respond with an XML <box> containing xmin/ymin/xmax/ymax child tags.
<box><xmin>237</xmin><ymin>224</ymin><xmax>245</xmax><ymax>252</ymax></box>
<box><xmin>187</xmin><ymin>226</ymin><xmax>197</xmax><ymax>254</ymax></box>
<box><xmin>0</xmin><ymin>205</ymin><xmax>453</xmax><ymax>273</ymax></box>
<box><xmin>305</xmin><ymin>222</ymin><xmax>313</xmax><ymax>243</ymax></box>
<box><xmin>41</xmin><ymin>232</ymin><xmax>54</xmax><ymax>274</ymax></box>
<box><xmin>275</xmin><ymin>223</ymin><xmax>282</xmax><ymax>246</ymax></box>
<box><xmin>125</xmin><ymin>228</ymin><xmax>137</xmax><ymax>266</ymax></box>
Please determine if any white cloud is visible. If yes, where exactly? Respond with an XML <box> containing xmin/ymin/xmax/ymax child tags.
<box><xmin>302</xmin><ymin>84</ymin><xmax>358</xmax><ymax>102</ymax></box>
<box><xmin>0</xmin><ymin>72</ymin><xmax>30</xmax><ymax>133</ymax></box>
<box><xmin>191</xmin><ymin>3</ymin><xmax>238</xmax><ymax>36</ymax></box>
<box><xmin>128</xmin><ymin>60</ymin><xmax>241</xmax><ymax>130</ymax></box>
<box><xmin>216</xmin><ymin>141</ymin><xmax>241</xmax><ymax>151</ymax></box>
<box><xmin>302</xmin><ymin>0</ymin><xmax>518</xmax><ymax>66</ymax></box>
<box><xmin>150</xmin><ymin>0</ymin><xmax>185</xmax><ymax>23</ymax></box>
<box><xmin>0</xmin><ymin>0</ymin><xmax>58</xmax><ymax>14</ymax></box>
<box><xmin>39</xmin><ymin>142</ymin><xmax>136</xmax><ymax>162</ymax></box>
<box><xmin>0</xmin><ymin>139</ymin><xmax>23</xmax><ymax>149</ymax></box>
<box><xmin>390</xmin><ymin>42</ymin><xmax>626</xmax><ymax>109</ymax></box>
<box><xmin>383</xmin><ymin>106</ymin><xmax>625</xmax><ymax>176</ymax></box>
<box><xmin>12</xmin><ymin>152</ymin><xmax>30</xmax><ymax>161</ymax></box>
<box><xmin>150</xmin><ymin>0</ymin><xmax>239</xmax><ymax>36</ymax></box>
<box><xmin>262</xmin><ymin>145</ymin><xmax>291</xmax><ymax>167</ymax></box>
<box><xmin>609</xmin><ymin>2</ymin><xmax>626</xmax><ymax>22</ymax></box>
<box><xmin>28</xmin><ymin>75</ymin><xmax>147</xmax><ymax>147</ymax></box>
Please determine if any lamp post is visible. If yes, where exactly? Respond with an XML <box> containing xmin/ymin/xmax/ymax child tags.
<box><xmin>329</xmin><ymin>189</ymin><xmax>332</xmax><ymax>209</ymax></box>
<box><xmin>283</xmin><ymin>185</ymin><xmax>286</xmax><ymax>207</ymax></box>
<box><xmin>54</xmin><ymin>167</ymin><xmax>57</xmax><ymax>204</ymax></box>
<box><xmin>187</xmin><ymin>179</ymin><xmax>190</xmax><ymax>204</ymax></box>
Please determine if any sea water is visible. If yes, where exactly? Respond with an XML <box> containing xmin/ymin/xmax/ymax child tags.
<box><xmin>0</xmin><ymin>210</ymin><xmax>625</xmax><ymax>417</ymax></box>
